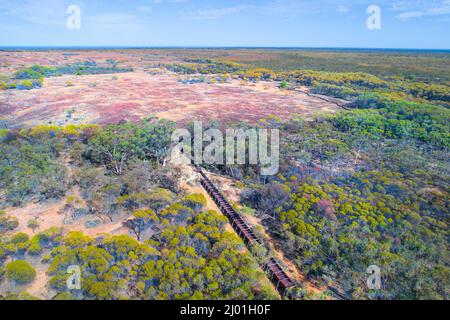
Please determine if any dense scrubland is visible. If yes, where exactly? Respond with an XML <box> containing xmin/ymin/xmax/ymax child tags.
<box><xmin>161</xmin><ymin>55</ymin><xmax>450</xmax><ymax>109</ymax></box>
<box><xmin>0</xmin><ymin>119</ymin><xmax>277</xmax><ymax>300</ymax></box>
<box><xmin>161</xmin><ymin>49</ymin><xmax>450</xmax><ymax>299</ymax></box>
<box><xmin>161</xmin><ymin>48</ymin><xmax>450</xmax><ymax>82</ymax></box>
<box><xmin>0</xmin><ymin>49</ymin><xmax>449</xmax><ymax>300</ymax></box>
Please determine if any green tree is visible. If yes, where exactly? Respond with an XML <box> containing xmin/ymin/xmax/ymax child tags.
<box><xmin>183</xmin><ymin>193</ymin><xmax>207</xmax><ymax>213</ymax></box>
<box><xmin>27</xmin><ymin>219</ymin><xmax>39</xmax><ymax>233</ymax></box>
<box><xmin>126</xmin><ymin>209</ymin><xmax>159</xmax><ymax>241</ymax></box>
<box><xmin>85</xmin><ymin>120</ymin><xmax>175</xmax><ymax>175</ymax></box>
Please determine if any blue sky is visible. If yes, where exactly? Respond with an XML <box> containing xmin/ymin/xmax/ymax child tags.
<box><xmin>0</xmin><ymin>0</ymin><xmax>449</xmax><ymax>49</ymax></box>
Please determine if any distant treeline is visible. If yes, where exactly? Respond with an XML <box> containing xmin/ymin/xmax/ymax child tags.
<box><xmin>162</xmin><ymin>59</ymin><xmax>450</xmax><ymax>109</ymax></box>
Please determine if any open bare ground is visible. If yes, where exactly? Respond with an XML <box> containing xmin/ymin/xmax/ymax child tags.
<box><xmin>1</xmin><ymin>70</ymin><xmax>343</xmax><ymax>127</ymax></box>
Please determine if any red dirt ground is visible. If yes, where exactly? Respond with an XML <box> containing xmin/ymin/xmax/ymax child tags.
<box><xmin>0</xmin><ymin>51</ymin><xmax>345</xmax><ymax>127</ymax></box>
<box><xmin>0</xmin><ymin>71</ymin><xmax>343</xmax><ymax>127</ymax></box>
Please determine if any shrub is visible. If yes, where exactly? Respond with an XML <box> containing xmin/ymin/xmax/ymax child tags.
<box><xmin>11</xmin><ymin>233</ymin><xmax>30</xmax><ymax>244</ymax></box>
<box><xmin>27</xmin><ymin>219</ymin><xmax>40</xmax><ymax>232</ymax></box>
<box><xmin>64</xmin><ymin>231</ymin><xmax>93</xmax><ymax>248</ymax></box>
<box><xmin>19</xmin><ymin>80</ymin><xmax>34</xmax><ymax>90</ymax></box>
<box><xmin>279</xmin><ymin>81</ymin><xmax>289</xmax><ymax>89</ymax></box>
<box><xmin>36</xmin><ymin>227</ymin><xmax>64</xmax><ymax>246</ymax></box>
<box><xmin>27</xmin><ymin>241</ymin><xmax>42</xmax><ymax>256</ymax></box>
<box><xmin>14</xmin><ymin>69</ymin><xmax>43</xmax><ymax>80</ymax></box>
<box><xmin>53</xmin><ymin>292</ymin><xmax>74</xmax><ymax>300</ymax></box>
<box><xmin>0</xmin><ymin>215</ymin><xmax>19</xmax><ymax>232</ymax></box>
<box><xmin>3</xmin><ymin>292</ymin><xmax>40</xmax><ymax>300</ymax></box>
<box><xmin>183</xmin><ymin>193</ymin><xmax>207</xmax><ymax>212</ymax></box>
<box><xmin>6</xmin><ymin>260</ymin><xmax>36</xmax><ymax>284</ymax></box>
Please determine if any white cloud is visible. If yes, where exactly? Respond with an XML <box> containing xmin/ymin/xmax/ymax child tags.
<box><xmin>149</xmin><ymin>0</ymin><xmax>190</xmax><ymax>3</ymax></box>
<box><xmin>396</xmin><ymin>11</ymin><xmax>425</xmax><ymax>19</ymax></box>
<box><xmin>0</xmin><ymin>0</ymin><xmax>70</xmax><ymax>26</ymax></box>
<box><xmin>336</xmin><ymin>6</ymin><xmax>350</xmax><ymax>13</ymax></box>
<box><xmin>392</xmin><ymin>0</ymin><xmax>450</xmax><ymax>20</ymax></box>
<box><xmin>0</xmin><ymin>0</ymin><xmax>145</xmax><ymax>32</ymax></box>
<box><xmin>389</xmin><ymin>1</ymin><xmax>412</xmax><ymax>12</ymax></box>
<box><xmin>83</xmin><ymin>12</ymin><xmax>145</xmax><ymax>32</ymax></box>
<box><xmin>137</xmin><ymin>6</ymin><xmax>153</xmax><ymax>13</ymax></box>
<box><xmin>86</xmin><ymin>13</ymin><xmax>138</xmax><ymax>25</ymax></box>
<box><xmin>180</xmin><ymin>4</ymin><xmax>254</xmax><ymax>20</ymax></box>
<box><xmin>259</xmin><ymin>0</ymin><xmax>311</xmax><ymax>14</ymax></box>
<box><xmin>178</xmin><ymin>0</ymin><xmax>318</xmax><ymax>21</ymax></box>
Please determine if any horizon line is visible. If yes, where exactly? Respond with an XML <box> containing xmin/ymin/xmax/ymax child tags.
<box><xmin>0</xmin><ymin>46</ymin><xmax>450</xmax><ymax>52</ymax></box>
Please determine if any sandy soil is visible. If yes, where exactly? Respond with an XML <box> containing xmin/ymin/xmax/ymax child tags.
<box><xmin>4</xmin><ymin>199</ymin><xmax>130</xmax><ymax>238</ymax></box>
<box><xmin>1</xmin><ymin>194</ymin><xmax>130</xmax><ymax>299</ymax></box>
<box><xmin>0</xmin><ymin>70</ymin><xmax>343</xmax><ymax>128</ymax></box>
